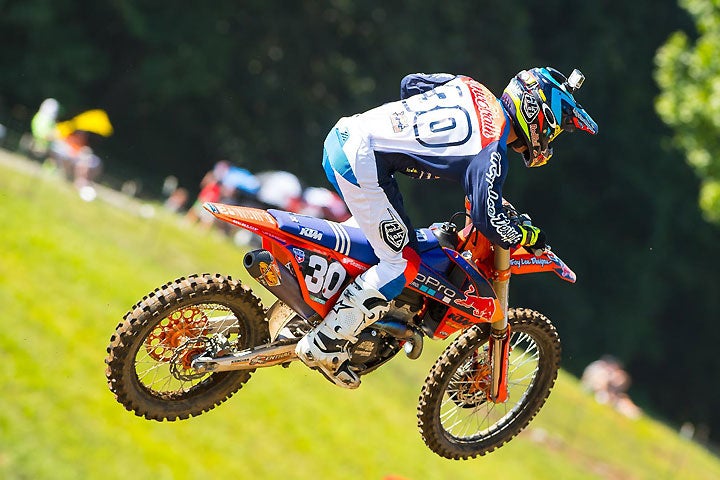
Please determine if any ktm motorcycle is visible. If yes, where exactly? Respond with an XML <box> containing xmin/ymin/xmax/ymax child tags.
<box><xmin>106</xmin><ymin>201</ymin><xmax>575</xmax><ymax>459</ymax></box>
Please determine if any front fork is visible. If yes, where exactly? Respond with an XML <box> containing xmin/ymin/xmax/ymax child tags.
<box><xmin>489</xmin><ymin>246</ymin><xmax>511</xmax><ymax>403</ymax></box>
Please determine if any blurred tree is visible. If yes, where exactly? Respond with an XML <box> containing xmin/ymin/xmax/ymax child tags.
<box><xmin>656</xmin><ymin>0</ymin><xmax>720</xmax><ymax>223</ymax></box>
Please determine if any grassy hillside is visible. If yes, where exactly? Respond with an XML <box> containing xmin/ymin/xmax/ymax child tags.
<box><xmin>1</xmin><ymin>149</ymin><xmax>718</xmax><ymax>480</ymax></box>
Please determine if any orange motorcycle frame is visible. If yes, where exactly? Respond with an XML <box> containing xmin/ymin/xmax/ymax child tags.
<box><xmin>205</xmin><ymin>202</ymin><xmax>576</xmax><ymax>403</ymax></box>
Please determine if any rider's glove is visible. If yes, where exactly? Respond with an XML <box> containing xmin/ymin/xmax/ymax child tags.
<box><xmin>518</xmin><ymin>225</ymin><xmax>547</xmax><ymax>253</ymax></box>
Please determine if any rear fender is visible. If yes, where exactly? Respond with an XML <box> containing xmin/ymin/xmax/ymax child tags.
<box><xmin>203</xmin><ymin>202</ymin><xmax>286</xmax><ymax>242</ymax></box>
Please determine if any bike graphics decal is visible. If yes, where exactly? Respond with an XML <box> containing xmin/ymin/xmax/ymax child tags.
<box><xmin>292</xmin><ymin>247</ymin><xmax>305</xmax><ymax>264</ymax></box>
<box><xmin>379</xmin><ymin>208</ymin><xmax>408</xmax><ymax>253</ymax></box>
<box><xmin>509</xmin><ymin>251</ymin><xmax>577</xmax><ymax>283</ymax></box>
<box><xmin>258</xmin><ymin>260</ymin><xmax>281</xmax><ymax>287</ymax></box>
<box><xmin>248</xmin><ymin>350</ymin><xmax>295</xmax><ymax>366</ymax></box>
<box><xmin>509</xmin><ymin>256</ymin><xmax>553</xmax><ymax>268</ymax></box>
<box><xmin>326</xmin><ymin>220</ymin><xmax>351</xmax><ymax>256</ymax></box>
<box><xmin>292</xmin><ymin>248</ymin><xmax>348</xmax><ymax>304</ymax></box>
<box><xmin>299</xmin><ymin>227</ymin><xmax>323</xmax><ymax>240</ymax></box>
<box><xmin>454</xmin><ymin>284</ymin><xmax>495</xmax><ymax>319</ymax></box>
<box><xmin>443</xmin><ymin>312</ymin><xmax>477</xmax><ymax>330</ymax></box>
<box><xmin>410</xmin><ymin>272</ymin><xmax>457</xmax><ymax>303</ymax></box>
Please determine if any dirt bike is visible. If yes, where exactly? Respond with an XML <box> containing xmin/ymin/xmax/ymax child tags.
<box><xmin>106</xmin><ymin>201</ymin><xmax>575</xmax><ymax>459</ymax></box>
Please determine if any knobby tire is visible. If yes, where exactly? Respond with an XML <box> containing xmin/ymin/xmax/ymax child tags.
<box><xmin>417</xmin><ymin>308</ymin><xmax>561</xmax><ymax>459</ymax></box>
<box><xmin>105</xmin><ymin>274</ymin><xmax>269</xmax><ymax>421</ymax></box>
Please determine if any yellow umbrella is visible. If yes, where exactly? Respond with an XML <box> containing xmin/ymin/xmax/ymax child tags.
<box><xmin>56</xmin><ymin>109</ymin><xmax>114</xmax><ymax>138</ymax></box>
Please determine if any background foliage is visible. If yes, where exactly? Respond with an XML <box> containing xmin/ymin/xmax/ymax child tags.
<box><xmin>656</xmin><ymin>0</ymin><xmax>720</xmax><ymax>223</ymax></box>
<box><xmin>1</xmin><ymin>0</ymin><xmax>719</xmax><ymax>445</ymax></box>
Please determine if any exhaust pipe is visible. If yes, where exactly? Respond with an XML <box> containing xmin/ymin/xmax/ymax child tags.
<box><xmin>373</xmin><ymin>318</ymin><xmax>424</xmax><ymax>360</ymax></box>
<box><xmin>243</xmin><ymin>249</ymin><xmax>317</xmax><ymax>320</ymax></box>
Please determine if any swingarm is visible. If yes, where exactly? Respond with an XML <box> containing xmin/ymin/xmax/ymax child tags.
<box><xmin>192</xmin><ymin>342</ymin><xmax>298</xmax><ymax>373</ymax></box>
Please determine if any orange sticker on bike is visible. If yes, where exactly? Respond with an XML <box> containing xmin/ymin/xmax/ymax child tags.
<box><xmin>259</xmin><ymin>261</ymin><xmax>281</xmax><ymax>287</ymax></box>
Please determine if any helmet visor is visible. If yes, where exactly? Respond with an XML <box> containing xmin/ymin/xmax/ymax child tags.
<box><xmin>561</xmin><ymin>102</ymin><xmax>598</xmax><ymax>136</ymax></box>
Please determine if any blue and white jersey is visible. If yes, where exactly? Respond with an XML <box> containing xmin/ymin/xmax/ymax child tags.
<box><xmin>343</xmin><ymin>73</ymin><xmax>524</xmax><ymax>248</ymax></box>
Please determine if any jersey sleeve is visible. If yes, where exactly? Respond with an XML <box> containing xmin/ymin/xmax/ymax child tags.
<box><xmin>463</xmin><ymin>142</ymin><xmax>524</xmax><ymax>249</ymax></box>
<box><xmin>399</xmin><ymin>73</ymin><xmax>457</xmax><ymax>99</ymax></box>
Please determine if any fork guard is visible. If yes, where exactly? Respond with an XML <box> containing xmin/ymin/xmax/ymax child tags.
<box><xmin>488</xmin><ymin>324</ymin><xmax>511</xmax><ymax>403</ymax></box>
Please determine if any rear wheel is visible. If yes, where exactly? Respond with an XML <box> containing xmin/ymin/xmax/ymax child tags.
<box><xmin>105</xmin><ymin>274</ymin><xmax>269</xmax><ymax>421</ymax></box>
<box><xmin>417</xmin><ymin>308</ymin><xmax>561</xmax><ymax>459</ymax></box>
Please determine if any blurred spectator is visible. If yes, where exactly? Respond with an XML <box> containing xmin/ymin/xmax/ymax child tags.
<box><xmin>165</xmin><ymin>187</ymin><xmax>189</xmax><ymax>213</ymax></box>
<box><xmin>581</xmin><ymin>355</ymin><xmax>642</xmax><ymax>419</ymax></box>
<box><xmin>162</xmin><ymin>175</ymin><xmax>180</xmax><ymax>197</ymax></box>
<box><xmin>301</xmin><ymin>186</ymin><xmax>350</xmax><ymax>222</ymax></box>
<box><xmin>255</xmin><ymin>170</ymin><xmax>302</xmax><ymax>209</ymax></box>
<box><xmin>121</xmin><ymin>180</ymin><xmax>140</xmax><ymax>197</ymax></box>
<box><xmin>49</xmin><ymin>130</ymin><xmax>90</xmax><ymax>180</ymax></box>
<box><xmin>221</xmin><ymin>163</ymin><xmax>262</xmax><ymax>206</ymax></box>
<box><xmin>184</xmin><ymin>163</ymin><xmax>349</xmax><ymax>241</ymax></box>
<box><xmin>285</xmin><ymin>186</ymin><xmax>351</xmax><ymax>222</ymax></box>
<box><xmin>73</xmin><ymin>146</ymin><xmax>102</xmax><ymax>188</ymax></box>
<box><xmin>186</xmin><ymin>162</ymin><xmax>225</xmax><ymax>228</ymax></box>
<box><xmin>161</xmin><ymin>176</ymin><xmax>189</xmax><ymax>213</ymax></box>
<box><xmin>29</xmin><ymin>98</ymin><xmax>59</xmax><ymax>158</ymax></box>
<box><xmin>45</xmin><ymin>108</ymin><xmax>112</xmax><ymax>192</ymax></box>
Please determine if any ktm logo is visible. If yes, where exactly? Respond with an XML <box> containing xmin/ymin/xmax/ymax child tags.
<box><xmin>299</xmin><ymin>227</ymin><xmax>323</xmax><ymax>240</ymax></box>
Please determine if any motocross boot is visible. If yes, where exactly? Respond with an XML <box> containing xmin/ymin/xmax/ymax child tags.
<box><xmin>295</xmin><ymin>278</ymin><xmax>389</xmax><ymax>389</ymax></box>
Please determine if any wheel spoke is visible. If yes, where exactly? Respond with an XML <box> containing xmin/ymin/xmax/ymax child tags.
<box><xmin>106</xmin><ymin>274</ymin><xmax>270</xmax><ymax>421</ymax></box>
<box><xmin>437</xmin><ymin>326</ymin><xmax>544</xmax><ymax>441</ymax></box>
<box><xmin>418</xmin><ymin>311</ymin><xmax>561</xmax><ymax>458</ymax></box>
<box><xmin>133</xmin><ymin>302</ymin><xmax>241</xmax><ymax>395</ymax></box>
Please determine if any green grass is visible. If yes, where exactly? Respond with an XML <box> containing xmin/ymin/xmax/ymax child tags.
<box><xmin>1</xmin><ymin>149</ymin><xmax>718</xmax><ymax>480</ymax></box>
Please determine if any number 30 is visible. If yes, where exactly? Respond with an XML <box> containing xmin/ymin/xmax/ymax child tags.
<box><xmin>305</xmin><ymin>255</ymin><xmax>347</xmax><ymax>299</ymax></box>
<box><xmin>404</xmin><ymin>89</ymin><xmax>472</xmax><ymax>148</ymax></box>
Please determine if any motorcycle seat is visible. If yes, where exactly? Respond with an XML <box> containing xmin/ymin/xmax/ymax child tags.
<box><xmin>270</xmin><ymin>209</ymin><xmax>378</xmax><ymax>264</ymax></box>
<box><xmin>269</xmin><ymin>210</ymin><xmax>440</xmax><ymax>265</ymax></box>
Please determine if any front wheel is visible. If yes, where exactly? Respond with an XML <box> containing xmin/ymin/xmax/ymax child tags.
<box><xmin>417</xmin><ymin>308</ymin><xmax>561</xmax><ymax>459</ymax></box>
<box><xmin>105</xmin><ymin>274</ymin><xmax>269</xmax><ymax>421</ymax></box>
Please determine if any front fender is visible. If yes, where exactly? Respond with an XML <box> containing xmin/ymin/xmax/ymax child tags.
<box><xmin>509</xmin><ymin>249</ymin><xmax>576</xmax><ymax>283</ymax></box>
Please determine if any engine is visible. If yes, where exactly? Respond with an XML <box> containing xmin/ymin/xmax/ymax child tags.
<box><xmin>347</xmin><ymin>287</ymin><xmax>425</xmax><ymax>371</ymax></box>
<box><xmin>349</xmin><ymin>330</ymin><xmax>388</xmax><ymax>364</ymax></box>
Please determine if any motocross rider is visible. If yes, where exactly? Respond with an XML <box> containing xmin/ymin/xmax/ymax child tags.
<box><xmin>296</xmin><ymin>67</ymin><xmax>598</xmax><ymax>388</ymax></box>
